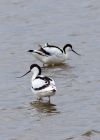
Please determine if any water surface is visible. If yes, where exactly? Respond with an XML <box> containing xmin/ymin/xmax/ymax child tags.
<box><xmin>0</xmin><ymin>0</ymin><xmax>100</xmax><ymax>140</ymax></box>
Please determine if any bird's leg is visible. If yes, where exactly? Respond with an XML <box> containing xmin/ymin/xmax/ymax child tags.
<box><xmin>43</xmin><ymin>63</ymin><xmax>47</xmax><ymax>68</ymax></box>
<box><xmin>43</xmin><ymin>63</ymin><xmax>46</xmax><ymax>67</ymax></box>
<box><xmin>37</xmin><ymin>97</ymin><xmax>43</xmax><ymax>102</ymax></box>
<box><xmin>48</xmin><ymin>96</ymin><xmax>51</xmax><ymax>104</ymax></box>
<box><xmin>52</xmin><ymin>64</ymin><xmax>55</xmax><ymax>67</ymax></box>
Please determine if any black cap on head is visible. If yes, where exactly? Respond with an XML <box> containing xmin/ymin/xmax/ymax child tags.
<box><xmin>63</xmin><ymin>44</ymin><xmax>80</xmax><ymax>55</ymax></box>
<box><xmin>30</xmin><ymin>64</ymin><xmax>41</xmax><ymax>75</ymax></box>
<box><xmin>16</xmin><ymin>64</ymin><xmax>41</xmax><ymax>78</ymax></box>
<box><xmin>63</xmin><ymin>44</ymin><xmax>72</xmax><ymax>53</ymax></box>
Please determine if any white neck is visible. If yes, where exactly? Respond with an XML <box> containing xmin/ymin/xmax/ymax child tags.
<box><xmin>65</xmin><ymin>47</ymin><xmax>71</xmax><ymax>53</ymax></box>
<box><xmin>31</xmin><ymin>68</ymin><xmax>39</xmax><ymax>81</ymax></box>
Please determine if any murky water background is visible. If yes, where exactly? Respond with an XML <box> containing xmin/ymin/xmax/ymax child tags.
<box><xmin>0</xmin><ymin>0</ymin><xmax>100</xmax><ymax>140</ymax></box>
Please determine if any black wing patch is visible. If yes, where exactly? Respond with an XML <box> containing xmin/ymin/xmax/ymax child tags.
<box><xmin>33</xmin><ymin>76</ymin><xmax>52</xmax><ymax>91</ymax></box>
<box><xmin>36</xmin><ymin>52</ymin><xmax>45</xmax><ymax>56</ymax></box>
<box><xmin>39</xmin><ymin>47</ymin><xmax>51</xmax><ymax>56</ymax></box>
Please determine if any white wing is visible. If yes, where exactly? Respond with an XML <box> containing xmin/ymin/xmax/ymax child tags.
<box><xmin>32</xmin><ymin>78</ymin><xmax>47</xmax><ymax>90</ymax></box>
<box><xmin>32</xmin><ymin>75</ymin><xmax>56</xmax><ymax>89</ymax></box>
<box><xmin>43</xmin><ymin>47</ymin><xmax>63</xmax><ymax>55</ymax></box>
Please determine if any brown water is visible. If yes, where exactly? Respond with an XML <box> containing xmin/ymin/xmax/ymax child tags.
<box><xmin>0</xmin><ymin>0</ymin><xmax>100</xmax><ymax>140</ymax></box>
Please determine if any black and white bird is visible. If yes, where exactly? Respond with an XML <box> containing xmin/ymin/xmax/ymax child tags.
<box><xmin>28</xmin><ymin>43</ymin><xmax>80</xmax><ymax>66</ymax></box>
<box><xmin>17</xmin><ymin>64</ymin><xmax>56</xmax><ymax>102</ymax></box>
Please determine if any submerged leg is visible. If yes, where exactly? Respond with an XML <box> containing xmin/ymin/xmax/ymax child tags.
<box><xmin>52</xmin><ymin>64</ymin><xmax>55</xmax><ymax>67</ymax></box>
<box><xmin>43</xmin><ymin>63</ymin><xmax>46</xmax><ymax>67</ymax></box>
<box><xmin>37</xmin><ymin>97</ymin><xmax>43</xmax><ymax>102</ymax></box>
<box><xmin>48</xmin><ymin>96</ymin><xmax>51</xmax><ymax>103</ymax></box>
<box><xmin>43</xmin><ymin>63</ymin><xmax>45</xmax><ymax>67</ymax></box>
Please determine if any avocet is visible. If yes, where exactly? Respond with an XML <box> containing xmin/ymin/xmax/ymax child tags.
<box><xmin>17</xmin><ymin>64</ymin><xmax>56</xmax><ymax>102</ymax></box>
<box><xmin>28</xmin><ymin>43</ymin><xmax>80</xmax><ymax>66</ymax></box>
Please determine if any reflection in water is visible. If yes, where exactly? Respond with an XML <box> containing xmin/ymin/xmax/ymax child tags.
<box><xmin>42</xmin><ymin>63</ymin><xmax>73</xmax><ymax>70</ymax></box>
<box><xmin>30</xmin><ymin>100</ymin><xmax>60</xmax><ymax>114</ymax></box>
<box><xmin>42</xmin><ymin>63</ymin><xmax>74</xmax><ymax>78</ymax></box>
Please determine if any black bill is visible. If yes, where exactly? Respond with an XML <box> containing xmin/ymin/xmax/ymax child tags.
<box><xmin>16</xmin><ymin>70</ymin><xmax>30</xmax><ymax>78</ymax></box>
<box><xmin>72</xmin><ymin>49</ymin><xmax>81</xmax><ymax>56</ymax></box>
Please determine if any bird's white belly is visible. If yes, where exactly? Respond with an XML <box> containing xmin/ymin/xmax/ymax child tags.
<box><xmin>31</xmin><ymin>87</ymin><xmax>56</xmax><ymax>98</ymax></box>
<box><xmin>35</xmin><ymin>90</ymin><xmax>55</xmax><ymax>98</ymax></box>
<box><xmin>33</xmin><ymin>53</ymin><xmax>68</xmax><ymax>64</ymax></box>
<box><xmin>46</xmin><ymin>55</ymin><xmax>67</xmax><ymax>64</ymax></box>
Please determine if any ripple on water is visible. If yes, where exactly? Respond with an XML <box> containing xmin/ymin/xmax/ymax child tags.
<box><xmin>65</xmin><ymin>130</ymin><xmax>100</xmax><ymax>140</ymax></box>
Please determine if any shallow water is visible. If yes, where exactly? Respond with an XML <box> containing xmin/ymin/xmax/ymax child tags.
<box><xmin>0</xmin><ymin>0</ymin><xmax>100</xmax><ymax>140</ymax></box>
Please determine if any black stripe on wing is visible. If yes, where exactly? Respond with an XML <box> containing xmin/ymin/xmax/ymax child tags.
<box><xmin>39</xmin><ymin>47</ymin><xmax>51</xmax><ymax>56</ymax></box>
<box><xmin>36</xmin><ymin>52</ymin><xmax>46</xmax><ymax>56</ymax></box>
<box><xmin>46</xmin><ymin>43</ymin><xmax>63</xmax><ymax>53</ymax></box>
<box><xmin>33</xmin><ymin>76</ymin><xmax>52</xmax><ymax>91</ymax></box>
